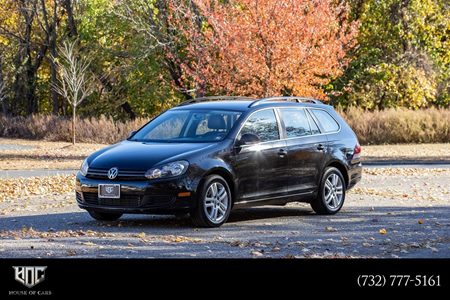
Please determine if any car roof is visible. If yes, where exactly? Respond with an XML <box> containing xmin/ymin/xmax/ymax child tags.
<box><xmin>171</xmin><ymin>99</ymin><xmax>330</xmax><ymax>112</ymax></box>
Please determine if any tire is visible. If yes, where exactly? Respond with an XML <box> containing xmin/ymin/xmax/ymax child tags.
<box><xmin>88</xmin><ymin>210</ymin><xmax>123</xmax><ymax>221</ymax></box>
<box><xmin>311</xmin><ymin>167</ymin><xmax>346</xmax><ymax>215</ymax></box>
<box><xmin>190</xmin><ymin>175</ymin><xmax>232</xmax><ymax>227</ymax></box>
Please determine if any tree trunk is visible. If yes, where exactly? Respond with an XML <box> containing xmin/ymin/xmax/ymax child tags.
<box><xmin>63</xmin><ymin>0</ymin><xmax>78</xmax><ymax>38</ymax></box>
<box><xmin>50</xmin><ymin>0</ymin><xmax>59</xmax><ymax>114</ymax></box>
<box><xmin>120</xmin><ymin>102</ymin><xmax>136</xmax><ymax>120</ymax></box>
<box><xmin>72</xmin><ymin>105</ymin><xmax>76</xmax><ymax>145</ymax></box>
<box><xmin>0</xmin><ymin>55</ymin><xmax>7</xmax><ymax>115</ymax></box>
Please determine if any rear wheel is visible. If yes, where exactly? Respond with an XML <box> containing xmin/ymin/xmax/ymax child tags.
<box><xmin>88</xmin><ymin>210</ymin><xmax>123</xmax><ymax>221</ymax></box>
<box><xmin>190</xmin><ymin>175</ymin><xmax>232</xmax><ymax>227</ymax></box>
<box><xmin>311</xmin><ymin>167</ymin><xmax>346</xmax><ymax>215</ymax></box>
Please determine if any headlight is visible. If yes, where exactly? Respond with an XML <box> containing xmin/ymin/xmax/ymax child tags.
<box><xmin>80</xmin><ymin>159</ymin><xmax>89</xmax><ymax>176</ymax></box>
<box><xmin>145</xmin><ymin>161</ymin><xmax>189</xmax><ymax>179</ymax></box>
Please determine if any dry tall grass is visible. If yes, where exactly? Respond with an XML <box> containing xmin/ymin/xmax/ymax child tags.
<box><xmin>339</xmin><ymin>107</ymin><xmax>450</xmax><ymax>144</ymax></box>
<box><xmin>0</xmin><ymin>115</ymin><xmax>148</xmax><ymax>144</ymax></box>
<box><xmin>1</xmin><ymin>108</ymin><xmax>449</xmax><ymax>144</ymax></box>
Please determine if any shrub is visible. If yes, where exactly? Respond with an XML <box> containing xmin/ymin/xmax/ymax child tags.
<box><xmin>0</xmin><ymin>115</ymin><xmax>148</xmax><ymax>144</ymax></box>
<box><xmin>1</xmin><ymin>109</ymin><xmax>449</xmax><ymax>145</ymax></box>
<box><xmin>339</xmin><ymin>107</ymin><xmax>450</xmax><ymax>144</ymax></box>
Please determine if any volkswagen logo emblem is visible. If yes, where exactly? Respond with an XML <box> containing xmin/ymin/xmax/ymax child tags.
<box><xmin>107</xmin><ymin>167</ymin><xmax>119</xmax><ymax>180</ymax></box>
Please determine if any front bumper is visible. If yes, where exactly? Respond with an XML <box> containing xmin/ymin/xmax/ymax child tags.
<box><xmin>75</xmin><ymin>172</ymin><xmax>196</xmax><ymax>214</ymax></box>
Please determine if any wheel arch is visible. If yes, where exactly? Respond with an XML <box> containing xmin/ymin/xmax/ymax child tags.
<box><xmin>200</xmin><ymin>167</ymin><xmax>236</xmax><ymax>205</ymax></box>
<box><xmin>325</xmin><ymin>161</ymin><xmax>349</xmax><ymax>188</ymax></box>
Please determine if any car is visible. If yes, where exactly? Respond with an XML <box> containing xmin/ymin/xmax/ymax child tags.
<box><xmin>76</xmin><ymin>96</ymin><xmax>362</xmax><ymax>227</ymax></box>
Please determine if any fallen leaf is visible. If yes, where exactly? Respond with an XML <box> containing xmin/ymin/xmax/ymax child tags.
<box><xmin>251</xmin><ymin>250</ymin><xmax>263</xmax><ymax>257</ymax></box>
<box><xmin>82</xmin><ymin>242</ymin><xmax>97</xmax><ymax>246</ymax></box>
<box><xmin>410</xmin><ymin>242</ymin><xmax>420</xmax><ymax>248</ymax></box>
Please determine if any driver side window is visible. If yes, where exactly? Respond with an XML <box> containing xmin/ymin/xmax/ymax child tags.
<box><xmin>240</xmin><ymin>109</ymin><xmax>280</xmax><ymax>142</ymax></box>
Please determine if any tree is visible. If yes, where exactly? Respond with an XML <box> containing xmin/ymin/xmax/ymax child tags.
<box><xmin>114</xmin><ymin>0</ymin><xmax>193</xmax><ymax>99</ymax></box>
<box><xmin>0</xmin><ymin>72</ymin><xmax>6</xmax><ymax>113</ymax></box>
<box><xmin>331</xmin><ymin>0</ymin><xmax>450</xmax><ymax>109</ymax></box>
<box><xmin>177</xmin><ymin>0</ymin><xmax>358</xmax><ymax>99</ymax></box>
<box><xmin>0</xmin><ymin>0</ymin><xmax>62</xmax><ymax>115</ymax></box>
<box><xmin>52</xmin><ymin>40</ymin><xmax>95</xmax><ymax>144</ymax></box>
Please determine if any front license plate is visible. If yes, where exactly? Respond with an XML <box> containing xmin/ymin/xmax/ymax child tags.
<box><xmin>98</xmin><ymin>184</ymin><xmax>120</xmax><ymax>199</ymax></box>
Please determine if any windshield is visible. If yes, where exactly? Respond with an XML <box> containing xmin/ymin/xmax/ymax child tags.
<box><xmin>130</xmin><ymin>110</ymin><xmax>242</xmax><ymax>143</ymax></box>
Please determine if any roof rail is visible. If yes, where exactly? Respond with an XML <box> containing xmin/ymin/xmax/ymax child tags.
<box><xmin>177</xmin><ymin>96</ymin><xmax>254</xmax><ymax>106</ymax></box>
<box><xmin>249</xmin><ymin>96</ymin><xmax>323</xmax><ymax>107</ymax></box>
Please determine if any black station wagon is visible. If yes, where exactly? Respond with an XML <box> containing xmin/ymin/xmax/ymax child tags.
<box><xmin>76</xmin><ymin>96</ymin><xmax>362</xmax><ymax>227</ymax></box>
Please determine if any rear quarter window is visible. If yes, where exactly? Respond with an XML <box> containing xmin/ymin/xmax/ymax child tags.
<box><xmin>310</xmin><ymin>109</ymin><xmax>340</xmax><ymax>133</ymax></box>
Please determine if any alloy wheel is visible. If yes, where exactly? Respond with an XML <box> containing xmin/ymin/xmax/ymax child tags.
<box><xmin>203</xmin><ymin>182</ymin><xmax>229</xmax><ymax>224</ymax></box>
<box><xmin>324</xmin><ymin>173</ymin><xmax>344</xmax><ymax>210</ymax></box>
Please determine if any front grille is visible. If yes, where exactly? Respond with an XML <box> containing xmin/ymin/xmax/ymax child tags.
<box><xmin>76</xmin><ymin>192</ymin><xmax>83</xmax><ymax>202</ymax></box>
<box><xmin>81</xmin><ymin>192</ymin><xmax>173</xmax><ymax>208</ymax></box>
<box><xmin>86</xmin><ymin>168</ymin><xmax>147</xmax><ymax>180</ymax></box>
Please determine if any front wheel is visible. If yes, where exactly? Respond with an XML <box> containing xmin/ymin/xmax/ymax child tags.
<box><xmin>88</xmin><ymin>210</ymin><xmax>123</xmax><ymax>221</ymax></box>
<box><xmin>311</xmin><ymin>167</ymin><xmax>346</xmax><ymax>215</ymax></box>
<box><xmin>190</xmin><ymin>175</ymin><xmax>232</xmax><ymax>227</ymax></box>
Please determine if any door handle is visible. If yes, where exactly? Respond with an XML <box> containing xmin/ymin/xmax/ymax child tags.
<box><xmin>317</xmin><ymin>144</ymin><xmax>325</xmax><ymax>151</ymax></box>
<box><xmin>278</xmin><ymin>149</ymin><xmax>288</xmax><ymax>157</ymax></box>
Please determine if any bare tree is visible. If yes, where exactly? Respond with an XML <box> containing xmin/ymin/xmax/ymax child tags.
<box><xmin>52</xmin><ymin>40</ymin><xmax>95</xmax><ymax>145</ymax></box>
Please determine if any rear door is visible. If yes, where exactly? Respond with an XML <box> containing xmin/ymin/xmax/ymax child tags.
<box><xmin>277</xmin><ymin>108</ymin><xmax>327</xmax><ymax>194</ymax></box>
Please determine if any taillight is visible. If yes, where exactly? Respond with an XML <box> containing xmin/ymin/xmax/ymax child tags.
<box><xmin>353</xmin><ymin>143</ymin><xmax>361</xmax><ymax>159</ymax></box>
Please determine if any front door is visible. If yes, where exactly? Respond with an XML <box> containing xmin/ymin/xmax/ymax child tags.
<box><xmin>233</xmin><ymin>109</ymin><xmax>289</xmax><ymax>201</ymax></box>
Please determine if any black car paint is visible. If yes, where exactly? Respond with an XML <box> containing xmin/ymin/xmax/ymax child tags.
<box><xmin>76</xmin><ymin>100</ymin><xmax>362</xmax><ymax>214</ymax></box>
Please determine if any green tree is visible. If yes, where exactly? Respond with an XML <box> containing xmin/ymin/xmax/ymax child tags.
<box><xmin>331</xmin><ymin>0</ymin><xmax>450</xmax><ymax>109</ymax></box>
<box><xmin>76</xmin><ymin>0</ymin><xmax>181</xmax><ymax>119</ymax></box>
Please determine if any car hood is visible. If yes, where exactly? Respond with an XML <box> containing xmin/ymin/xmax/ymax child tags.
<box><xmin>88</xmin><ymin>140</ymin><xmax>216</xmax><ymax>170</ymax></box>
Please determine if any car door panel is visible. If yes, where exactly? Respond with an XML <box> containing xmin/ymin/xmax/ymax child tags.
<box><xmin>234</xmin><ymin>140</ymin><xmax>288</xmax><ymax>200</ymax></box>
<box><xmin>232</xmin><ymin>109</ymin><xmax>289</xmax><ymax>202</ymax></box>
<box><xmin>285</xmin><ymin>136</ymin><xmax>326</xmax><ymax>193</ymax></box>
<box><xmin>277</xmin><ymin>108</ymin><xmax>327</xmax><ymax>194</ymax></box>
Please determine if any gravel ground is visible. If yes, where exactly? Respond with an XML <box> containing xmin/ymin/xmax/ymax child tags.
<box><xmin>0</xmin><ymin>168</ymin><xmax>448</xmax><ymax>258</ymax></box>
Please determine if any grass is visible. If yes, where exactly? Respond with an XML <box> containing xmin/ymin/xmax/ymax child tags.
<box><xmin>0</xmin><ymin>114</ymin><xmax>148</xmax><ymax>144</ymax></box>
<box><xmin>339</xmin><ymin>107</ymin><xmax>450</xmax><ymax>144</ymax></box>
<box><xmin>1</xmin><ymin>108</ymin><xmax>450</xmax><ymax>145</ymax></box>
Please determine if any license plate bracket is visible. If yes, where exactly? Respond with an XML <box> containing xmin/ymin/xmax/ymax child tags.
<box><xmin>98</xmin><ymin>184</ymin><xmax>120</xmax><ymax>199</ymax></box>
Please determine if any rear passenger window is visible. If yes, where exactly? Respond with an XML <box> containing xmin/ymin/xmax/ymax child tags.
<box><xmin>306</xmin><ymin>110</ymin><xmax>321</xmax><ymax>135</ymax></box>
<box><xmin>279</xmin><ymin>108</ymin><xmax>311</xmax><ymax>137</ymax></box>
<box><xmin>310</xmin><ymin>109</ymin><xmax>340</xmax><ymax>132</ymax></box>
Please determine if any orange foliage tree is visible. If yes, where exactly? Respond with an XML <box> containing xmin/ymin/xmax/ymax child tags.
<box><xmin>176</xmin><ymin>0</ymin><xmax>358</xmax><ymax>99</ymax></box>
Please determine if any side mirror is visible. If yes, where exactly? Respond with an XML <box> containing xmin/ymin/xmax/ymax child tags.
<box><xmin>128</xmin><ymin>130</ymin><xmax>137</xmax><ymax>139</ymax></box>
<box><xmin>236</xmin><ymin>133</ymin><xmax>260</xmax><ymax>147</ymax></box>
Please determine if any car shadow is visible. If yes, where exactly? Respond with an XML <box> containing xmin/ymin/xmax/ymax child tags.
<box><xmin>1</xmin><ymin>205</ymin><xmax>449</xmax><ymax>236</ymax></box>
<box><xmin>0</xmin><ymin>206</ymin><xmax>314</xmax><ymax>232</ymax></box>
